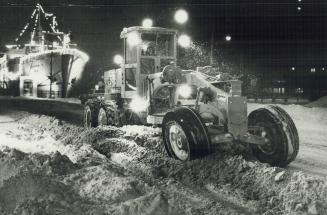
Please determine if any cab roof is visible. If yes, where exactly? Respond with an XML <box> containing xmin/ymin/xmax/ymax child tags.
<box><xmin>120</xmin><ymin>26</ymin><xmax>178</xmax><ymax>38</ymax></box>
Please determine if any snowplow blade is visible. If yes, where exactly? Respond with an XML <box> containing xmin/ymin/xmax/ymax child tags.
<box><xmin>0</xmin><ymin>97</ymin><xmax>84</xmax><ymax>124</ymax></box>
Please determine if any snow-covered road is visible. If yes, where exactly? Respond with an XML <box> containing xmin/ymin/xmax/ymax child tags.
<box><xmin>0</xmin><ymin>104</ymin><xmax>327</xmax><ymax>214</ymax></box>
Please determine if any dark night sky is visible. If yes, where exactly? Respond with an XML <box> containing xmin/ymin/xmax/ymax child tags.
<box><xmin>1</xmin><ymin>0</ymin><xmax>327</xmax><ymax>75</ymax></box>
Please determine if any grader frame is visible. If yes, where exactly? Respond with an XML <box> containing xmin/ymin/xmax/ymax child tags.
<box><xmin>84</xmin><ymin>26</ymin><xmax>299</xmax><ymax>167</ymax></box>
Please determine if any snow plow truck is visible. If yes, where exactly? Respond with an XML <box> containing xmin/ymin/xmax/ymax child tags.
<box><xmin>83</xmin><ymin>26</ymin><xmax>299</xmax><ymax>167</ymax></box>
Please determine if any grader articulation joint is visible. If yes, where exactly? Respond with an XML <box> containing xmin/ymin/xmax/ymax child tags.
<box><xmin>83</xmin><ymin>26</ymin><xmax>299</xmax><ymax>167</ymax></box>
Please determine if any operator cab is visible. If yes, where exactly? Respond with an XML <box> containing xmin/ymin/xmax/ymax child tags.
<box><xmin>120</xmin><ymin>26</ymin><xmax>178</xmax><ymax>99</ymax></box>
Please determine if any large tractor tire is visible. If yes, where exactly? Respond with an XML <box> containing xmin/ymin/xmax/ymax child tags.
<box><xmin>84</xmin><ymin>103</ymin><xmax>99</xmax><ymax>128</ymax></box>
<box><xmin>97</xmin><ymin>103</ymin><xmax>117</xmax><ymax>126</ymax></box>
<box><xmin>162</xmin><ymin>107</ymin><xmax>211</xmax><ymax>161</ymax></box>
<box><xmin>248</xmin><ymin>105</ymin><xmax>299</xmax><ymax>167</ymax></box>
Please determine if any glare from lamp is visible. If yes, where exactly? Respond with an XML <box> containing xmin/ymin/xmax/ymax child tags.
<box><xmin>225</xmin><ymin>35</ymin><xmax>232</xmax><ymax>42</ymax></box>
<box><xmin>127</xmin><ymin>32</ymin><xmax>141</xmax><ymax>46</ymax></box>
<box><xmin>142</xmin><ymin>44</ymin><xmax>148</xmax><ymax>52</ymax></box>
<box><xmin>174</xmin><ymin>9</ymin><xmax>188</xmax><ymax>24</ymax></box>
<box><xmin>177</xmin><ymin>84</ymin><xmax>192</xmax><ymax>98</ymax></box>
<box><xmin>142</xmin><ymin>18</ymin><xmax>153</xmax><ymax>28</ymax></box>
<box><xmin>178</xmin><ymin>34</ymin><xmax>191</xmax><ymax>48</ymax></box>
<box><xmin>113</xmin><ymin>54</ymin><xmax>123</xmax><ymax>65</ymax></box>
<box><xmin>130</xmin><ymin>97</ymin><xmax>149</xmax><ymax>112</ymax></box>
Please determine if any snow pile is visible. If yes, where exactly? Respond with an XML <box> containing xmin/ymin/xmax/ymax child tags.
<box><xmin>0</xmin><ymin>113</ymin><xmax>180</xmax><ymax>214</ymax></box>
<box><xmin>83</xmin><ymin>125</ymin><xmax>327</xmax><ymax>214</ymax></box>
<box><xmin>0</xmin><ymin>149</ymin><xmax>87</xmax><ymax>215</ymax></box>
<box><xmin>64</xmin><ymin>164</ymin><xmax>150</xmax><ymax>203</ymax></box>
<box><xmin>279</xmin><ymin>171</ymin><xmax>327</xmax><ymax>214</ymax></box>
<box><xmin>306</xmin><ymin>95</ymin><xmax>327</xmax><ymax>108</ymax></box>
<box><xmin>107</xmin><ymin>192</ymin><xmax>172</xmax><ymax>215</ymax></box>
<box><xmin>121</xmin><ymin>125</ymin><xmax>163</xmax><ymax>150</ymax></box>
<box><xmin>176</xmin><ymin>155</ymin><xmax>327</xmax><ymax>214</ymax></box>
<box><xmin>1</xmin><ymin>123</ymin><xmax>106</xmax><ymax>166</ymax></box>
<box><xmin>1</xmin><ymin>110</ymin><xmax>327</xmax><ymax>214</ymax></box>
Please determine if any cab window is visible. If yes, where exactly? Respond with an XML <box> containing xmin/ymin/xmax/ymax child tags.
<box><xmin>125</xmin><ymin>38</ymin><xmax>137</xmax><ymax>64</ymax></box>
<box><xmin>140</xmin><ymin>58</ymin><xmax>155</xmax><ymax>74</ymax></box>
<box><xmin>141</xmin><ymin>33</ymin><xmax>174</xmax><ymax>57</ymax></box>
<box><xmin>125</xmin><ymin>68</ymin><xmax>136</xmax><ymax>91</ymax></box>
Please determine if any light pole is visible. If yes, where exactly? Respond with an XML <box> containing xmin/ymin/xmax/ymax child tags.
<box><xmin>210</xmin><ymin>34</ymin><xmax>232</xmax><ymax>65</ymax></box>
<box><xmin>210</xmin><ymin>24</ymin><xmax>215</xmax><ymax>65</ymax></box>
<box><xmin>49</xmin><ymin>52</ymin><xmax>53</xmax><ymax>98</ymax></box>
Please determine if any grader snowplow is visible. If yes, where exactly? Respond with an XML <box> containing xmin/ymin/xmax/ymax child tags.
<box><xmin>84</xmin><ymin>26</ymin><xmax>299</xmax><ymax>167</ymax></box>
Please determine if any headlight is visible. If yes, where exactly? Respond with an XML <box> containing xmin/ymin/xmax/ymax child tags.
<box><xmin>177</xmin><ymin>84</ymin><xmax>192</xmax><ymax>98</ymax></box>
<box><xmin>130</xmin><ymin>97</ymin><xmax>149</xmax><ymax>112</ymax></box>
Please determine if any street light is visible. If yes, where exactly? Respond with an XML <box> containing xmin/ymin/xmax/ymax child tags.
<box><xmin>178</xmin><ymin>34</ymin><xmax>191</xmax><ymax>48</ymax></box>
<box><xmin>174</xmin><ymin>9</ymin><xmax>188</xmax><ymax>24</ymax></box>
<box><xmin>113</xmin><ymin>54</ymin><xmax>123</xmax><ymax>65</ymax></box>
<box><xmin>225</xmin><ymin>35</ymin><xmax>232</xmax><ymax>42</ymax></box>
<box><xmin>142</xmin><ymin>18</ymin><xmax>153</xmax><ymax>28</ymax></box>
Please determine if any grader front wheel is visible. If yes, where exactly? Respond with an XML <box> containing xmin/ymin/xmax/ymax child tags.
<box><xmin>162</xmin><ymin>107</ymin><xmax>211</xmax><ymax>161</ymax></box>
<box><xmin>248</xmin><ymin>105</ymin><xmax>299</xmax><ymax>167</ymax></box>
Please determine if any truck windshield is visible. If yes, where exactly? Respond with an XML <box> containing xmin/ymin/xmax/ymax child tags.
<box><xmin>141</xmin><ymin>33</ymin><xmax>174</xmax><ymax>57</ymax></box>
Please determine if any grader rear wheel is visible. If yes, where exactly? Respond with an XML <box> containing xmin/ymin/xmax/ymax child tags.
<box><xmin>83</xmin><ymin>103</ymin><xmax>98</xmax><ymax>128</ymax></box>
<box><xmin>97</xmin><ymin>104</ymin><xmax>117</xmax><ymax>126</ymax></box>
<box><xmin>97</xmin><ymin>107</ymin><xmax>108</xmax><ymax>126</ymax></box>
<box><xmin>162</xmin><ymin>107</ymin><xmax>211</xmax><ymax>161</ymax></box>
<box><xmin>248</xmin><ymin>105</ymin><xmax>299</xmax><ymax>167</ymax></box>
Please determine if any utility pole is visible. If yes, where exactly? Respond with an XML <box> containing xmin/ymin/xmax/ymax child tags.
<box><xmin>49</xmin><ymin>52</ymin><xmax>53</xmax><ymax>98</ymax></box>
<box><xmin>210</xmin><ymin>24</ymin><xmax>215</xmax><ymax>65</ymax></box>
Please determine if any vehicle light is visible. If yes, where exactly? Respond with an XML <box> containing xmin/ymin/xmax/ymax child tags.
<box><xmin>177</xmin><ymin>84</ymin><xmax>192</xmax><ymax>98</ymax></box>
<box><xmin>130</xmin><ymin>96</ymin><xmax>149</xmax><ymax>112</ymax></box>
<box><xmin>178</xmin><ymin>34</ymin><xmax>191</xmax><ymax>48</ymax></box>
<box><xmin>142</xmin><ymin>18</ymin><xmax>153</xmax><ymax>28</ymax></box>
<box><xmin>113</xmin><ymin>54</ymin><xmax>123</xmax><ymax>65</ymax></box>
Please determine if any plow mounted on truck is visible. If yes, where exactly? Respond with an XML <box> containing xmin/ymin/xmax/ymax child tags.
<box><xmin>84</xmin><ymin>26</ymin><xmax>299</xmax><ymax>167</ymax></box>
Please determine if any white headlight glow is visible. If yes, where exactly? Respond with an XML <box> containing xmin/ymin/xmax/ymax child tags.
<box><xmin>177</xmin><ymin>85</ymin><xmax>192</xmax><ymax>98</ymax></box>
<box><xmin>130</xmin><ymin>97</ymin><xmax>149</xmax><ymax>112</ymax></box>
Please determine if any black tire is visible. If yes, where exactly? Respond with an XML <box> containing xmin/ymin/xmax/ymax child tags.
<box><xmin>248</xmin><ymin>105</ymin><xmax>299</xmax><ymax>167</ymax></box>
<box><xmin>97</xmin><ymin>104</ymin><xmax>117</xmax><ymax>126</ymax></box>
<box><xmin>162</xmin><ymin>107</ymin><xmax>211</xmax><ymax>161</ymax></box>
<box><xmin>83</xmin><ymin>103</ymin><xmax>99</xmax><ymax>128</ymax></box>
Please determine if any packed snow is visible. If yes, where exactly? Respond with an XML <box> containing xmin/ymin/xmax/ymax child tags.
<box><xmin>0</xmin><ymin>103</ymin><xmax>327</xmax><ymax>214</ymax></box>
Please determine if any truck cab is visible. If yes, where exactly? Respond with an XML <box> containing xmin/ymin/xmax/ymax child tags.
<box><xmin>104</xmin><ymin>27</ymin><xmax>178</xmax><ymax>101</ymax></box>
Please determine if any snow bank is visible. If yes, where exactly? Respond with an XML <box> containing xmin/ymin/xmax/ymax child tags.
<box><xmin>0</xmin><ymin>113</ymin><xmax>180</xmax><ymax>214</ymax></box>
<box><xmin>306</xmin><ymin>95</ymin><xmax>327</xmax><ymax>108</ymax></box>
<box><xmin>1</xmin><ymin>109</ymin><xmax>327</xmax><ymax>214</ymax></box>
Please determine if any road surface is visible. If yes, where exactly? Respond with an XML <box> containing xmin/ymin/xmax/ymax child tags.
<box><xmin>0</xmin><ymin>101</ymin><xmax>326</xmax><ymax>214</ymax></box>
